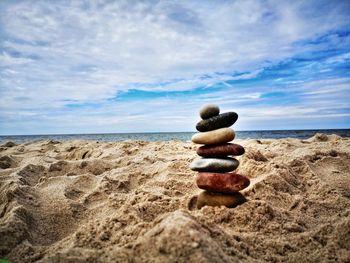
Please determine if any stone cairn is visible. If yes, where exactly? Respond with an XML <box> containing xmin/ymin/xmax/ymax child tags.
<box><xmin>190</xmin><ymin>104</ymin><xmax>250</xmax><ymax>209</ymax></box>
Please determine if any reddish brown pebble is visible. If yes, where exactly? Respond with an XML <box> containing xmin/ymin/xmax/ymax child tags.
<box><xmin>196</xmin><ymin>172</ymin><xmax>250</xmax><ymax>193</ymax></box>
<box><xmin>196</xmin><ymin>191</ymin><xmax>246</xmax><ymax>209</ymax></box>
<box><xmin>197</xmin><ymin>143</ymin><xmax>245</xmax><ymax>157</ymax></box>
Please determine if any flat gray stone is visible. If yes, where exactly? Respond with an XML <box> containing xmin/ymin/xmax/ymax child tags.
<box><xmin>190</xmin><ymin>157</ymin><xmax>239</xmax><ymax>172</ymax></box>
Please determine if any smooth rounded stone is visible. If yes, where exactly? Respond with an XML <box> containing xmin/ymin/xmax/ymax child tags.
<box><xmin>197</xmin><ymin>191</ymin><xmax>246</xmax><ymax>209</ymax></box>
<box><xmin>196</xmin><ymin>112</ymin><xmax>238</xmax><ymax>132</ymax></box>
<box><xmin>197</xmin><ymin>143</ymin><xmax>245</xmax><ymax>157</ymax></box>
<box><xmin>190</xmin><ymin>158</ymin><xmax>239</xmax><ymax>172</ymax></box>
<box><xmin>191</xmin><ymin>128</ymin><xmax>235</xmax><ymax>145</ymax></box>
<box><xmin>196</xmin><ymin>172</ymin><xmax>250</xmax><ymax>193</ymax></box>
<box><xmin>199</xmin><ymin>104</ymin><xmax>220</xmax><ymax>119</ymax></box>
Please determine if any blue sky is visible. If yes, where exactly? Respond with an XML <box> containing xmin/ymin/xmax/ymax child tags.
<box><xmin>0</xmin><ymin>0</ymin><xmax>350</xmax><ymax>135</ymax></box>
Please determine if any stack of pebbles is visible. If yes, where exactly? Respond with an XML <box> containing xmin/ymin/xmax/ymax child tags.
<box><xmin>190</xmin><ymin>104</ymin><xmax>250</xmax><ymax>209</ymax></box>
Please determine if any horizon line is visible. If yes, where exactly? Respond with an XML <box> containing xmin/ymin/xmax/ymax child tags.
<box><xmin>1</xmin><ymin>128</ymin><xmax>350</xmax><ymax>137</ymax></box>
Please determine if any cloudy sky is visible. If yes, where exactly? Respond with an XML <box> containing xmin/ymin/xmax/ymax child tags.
<box><xmin>0</xmin><ymin>0</ymin><xmax>350</xmax><ymax>135</ymax></box>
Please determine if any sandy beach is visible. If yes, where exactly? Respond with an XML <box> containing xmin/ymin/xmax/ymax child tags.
<box><xmin>0</xmin><ymin>133</ymin><xmax>349</xmax><ymax>262</ymax></box>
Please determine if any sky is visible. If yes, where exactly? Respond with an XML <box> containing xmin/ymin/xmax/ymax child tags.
<box><xmin>0</xmin><ymin>0</ymin><xmax>350</xmax><ymax>135</ymax></box>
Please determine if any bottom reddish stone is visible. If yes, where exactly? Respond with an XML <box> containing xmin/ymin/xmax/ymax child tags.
<box><xmin>196</xmin><ymin>172</ymin><xmax>250</xmax><ymax>193</ymax></box>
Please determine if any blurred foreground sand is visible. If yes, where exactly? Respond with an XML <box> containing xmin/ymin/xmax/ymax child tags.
<box><xmin>0</xmin><ymin>133</ymin><xmax>349</xmax><ymax>262</ymax></box>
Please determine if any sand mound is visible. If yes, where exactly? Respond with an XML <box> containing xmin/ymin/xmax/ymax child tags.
<box><xmin>307</xmin><ymin>133</ymin><xmax>343</xmax><ymax>142</ymax></box>
<box><xmin>0</xmin><ymin>134</ymin><xmax>349</xmax><ymax>262</ymax></box>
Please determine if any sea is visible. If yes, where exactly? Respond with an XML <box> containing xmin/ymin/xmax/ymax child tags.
<box><xmin>0</xmin><ymin>129</ymin><xmax>349</xmax><ymax>144</ymax></box>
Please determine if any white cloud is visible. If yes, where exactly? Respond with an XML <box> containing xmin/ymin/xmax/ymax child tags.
<box><xmin>325</xmin><ymin>52</ymin><xmax>350</xmax><ymax>64</ymax></box>
<box><xmin>0</xmin><ymin>0</ymin><xmax>349</xmax><ymax>133</ymax></box>
<box><xmin>0</xmin><ymin>51</ymin><xmax>33</xmax><ymax>66</ymax></box>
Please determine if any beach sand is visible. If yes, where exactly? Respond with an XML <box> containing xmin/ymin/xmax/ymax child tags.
<box><xmin>0</xmin><ymin>133</ymin><xmax>349</xmax><ymax>262</ymax></box>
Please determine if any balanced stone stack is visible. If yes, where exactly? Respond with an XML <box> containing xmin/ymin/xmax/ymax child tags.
<box><xmin>190</xmin><ymin>104</ymin><xmax>250</xmax><ymax>209</ymax></box>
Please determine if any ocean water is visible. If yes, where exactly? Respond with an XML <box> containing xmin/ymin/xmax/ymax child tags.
<box><xmin>0</xmin><ymin>129</ymin><xmax>349</xmax><ymax>144</ymax></box>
